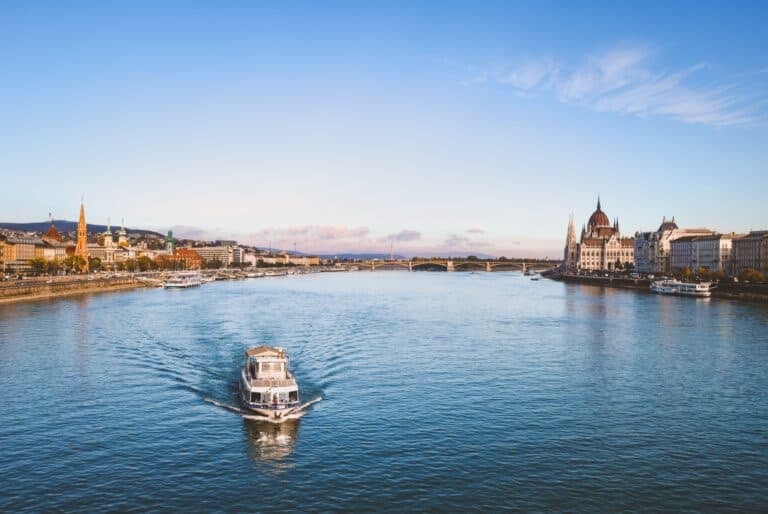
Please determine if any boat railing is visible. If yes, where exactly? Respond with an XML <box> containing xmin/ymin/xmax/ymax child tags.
<box><xmin>249</xmin><ymin>378</ymin><xmax>296</xmax><ymax>387</ymax></box>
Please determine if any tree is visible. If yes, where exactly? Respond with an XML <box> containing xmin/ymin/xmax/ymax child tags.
<box><xmin>739</xmin><ymin>268</ymin><xmax>765</xmax><ymax>283</ymax></box>
<box><xmin>137</xmin><ymin>255</ymin><xmax>154</xmax><ymax>272</ymax></box>
<box><xmin>29</xmin><ymin>258</ymin><xmax>47</xmax><ymax>275</ymax></box>
<box><xmin>681</xmin><ymin>267</ymin><xmax>693</xmax><ymax>280</ymax></box>
<box><xmin>697</xmin><ymin>267</ymin><xmax>711</xmax><ymax>281</ymax></box>
<box><xmin>207</xmin><ymin>258</ymin><xmax>223</xmax><ymax>269</ymax></box>
<box><xmin>124</xmin><ymin>259</ymin><xmax>137</xmax><ymax>272</ymax></box>
<box><xmin>46</xmin><ymin>260</ymin><xmax>61</xmax><ymax>275</ymax></box>
<box><xmin>62</xmin><ymin>255</ymin><xmax>87</xmax><ymax>273</ymax></box>
<box><xmin>467</xmin><ymin>255</ymin><xmax>478</xmax><ymax>261</ymax></box>
<box><xmin>88</xmin><ymin>256</ymin><xmax>102</xmax><ymax>272</ymax></box>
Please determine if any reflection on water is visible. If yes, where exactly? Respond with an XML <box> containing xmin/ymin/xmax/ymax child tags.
<box><xmin>243</xmin><ymin>418</ymin><xmax>299</xmax><ymax>468</ymax></box>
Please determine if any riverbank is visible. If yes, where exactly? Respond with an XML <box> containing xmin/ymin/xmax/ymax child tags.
<box><xmin>546</xmin><ymin>273</ymin><xmax>768</xmax><ymax>303</ymax></box>
<box><xmin>0</xmin><ymin>276</ymin><xmax>152</xmax><ymax>305</ymax></box>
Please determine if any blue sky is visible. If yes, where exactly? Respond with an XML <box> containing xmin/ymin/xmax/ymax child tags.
<box><xmin>1</xmin><ymin>1</ymin><xmax>766</xmax><ymax>256</ymax></box>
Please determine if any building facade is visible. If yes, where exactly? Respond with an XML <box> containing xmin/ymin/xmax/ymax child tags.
<box><xmin>670</xmin><ymin>236</ymin><xmax>696</xmax><ymax>272</ymax></box>
<box><xmin>2</xmin><ymin>236</ymin><xmax>44</xmax><ymax>272</ymax></box>
<box><xmin>691</xmin><ymin>234</ymin><xmax>738</xmax><ymax>272</ymax></box>
<box><xmin>156</xmin><ymin>248</ymin><xmax>203</xmax><ymax>269</ymax></box>
<box><xmin>670</xmin><ymin>233</ymin><xmax>739</xmax><ymax>272</ymax></box>
<box><xmin>634</xmin><ymin>218</ymin><xmax>714</xmax><ymax>274</ymax></box>
<box><xmin>193</xmin><ymin>246</ymin><xmax>243</xmax><ymax>266</ymax></box>
<box><xmin>564</xmin><ymin>198</ymin><xmax>634</xmax><ymax>272</ymax></box>
<box><xmin>730</xmin><ymin>230</ymin><xmax>768</xmax><ymax>274</ymax></box>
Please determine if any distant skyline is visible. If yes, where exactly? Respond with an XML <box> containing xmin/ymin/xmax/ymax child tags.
<box><xmin>2</xmin><ymin>2</ymin><xmax>766</xmax><ymax>257</ymax></box>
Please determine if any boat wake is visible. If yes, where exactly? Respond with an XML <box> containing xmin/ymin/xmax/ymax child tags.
<box><xmin>204</xmin><ymin>396</ymin><xmax>322</xmax><ymax>423</ymax></box>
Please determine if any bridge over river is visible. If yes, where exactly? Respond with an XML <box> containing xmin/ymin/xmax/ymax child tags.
<box><xmin>349</xmin><ymin>259</ymin><xmax>561</xmax><ymax>272</ymax></box>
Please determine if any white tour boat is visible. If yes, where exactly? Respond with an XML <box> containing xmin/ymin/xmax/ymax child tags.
<box><xmin>163</xmin><ymin>271</ymin><xmax>203</xmax><ymax>288</ymax></box>
<box><xmin>240</xmin><ymin>345</ymin><xmax>301</xmax><ymax>420</ymax></box>
<box><xmin>650</xmin><ymin>279</ymin><xmax>713</xmax><ymax>297</ymax></box>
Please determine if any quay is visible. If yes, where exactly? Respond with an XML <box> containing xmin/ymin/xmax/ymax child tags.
<box><xmin>547</xmin><ymin>272</ymin><xmax>768</xmax><ymax>303</ymax></box>
<box><xmin>0</xmin><ymin>274</ymin><xmax>152</xmax><ymax>304</ymax></box>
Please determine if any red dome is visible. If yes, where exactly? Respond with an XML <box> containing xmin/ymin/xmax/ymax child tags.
<box><xmin>46</xmin><ymin>222</ymin><xmax>62</xmax><ymax>241</ymax></box>
<box><xmin>588</xmin><ymin>198</ymin><xmax>610</xmax><ymax>228</ymax></box>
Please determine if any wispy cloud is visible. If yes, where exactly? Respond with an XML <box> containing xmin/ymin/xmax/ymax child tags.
<box><xmin>443</xmin><ymin>233</ymin><xmax>491</xmax><ymax>248</ymax></box>
<box><xmin>498</xmin><ymin>57</ymin><xmax>560</xmax><ymax>91</ymax></box>
<box><xmin>382</xmin><ymin>229</ymin><xmax>421</xmax><ymax>242</ymax></box>
<box><xmin>474</xmin><ymin>46</ymin><xmax>764</xmax><ymax>126</ymax></box>
<box><xmin>249</xmin><ymin>225</ymin><xmax>370</xmax><ymax>241</ymax></box>
<box><xmin>466</xmin><ymin>228</ymin><xmax>485</xmax><ymax>234</ymax></box>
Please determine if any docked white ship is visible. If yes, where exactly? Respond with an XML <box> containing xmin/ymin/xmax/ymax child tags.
<box><xmin>240</xmin><ymin>346</ymin><xmax>301</xmax><ymax>420</ymax></box>
<box><xmin>650</xmin><ymin>279</ymin><xmax>713</xmax><ymax>297</ymax></box>
<box><xmin>163</xmin><ymin>271</ymin><xmax>203</xmax><ymax>288</ymax></box>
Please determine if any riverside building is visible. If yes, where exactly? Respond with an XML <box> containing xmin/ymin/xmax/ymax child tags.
<box><xmin>730</xmin><ymin>230</ymin><xmax>768</xmax><ymax>274</ymax></box>
<box><xmin>193</xmin><ymin>245</ymin><xmax>243</xmax><ymax>266</ymax></box>
<box><xmin>563</xmin><ymin>197</ymin><xmax>634</xmax><ymax>272</ymax></box>
<box><xmin>633</xmin><ymin>218</ymin><xmax>713</xmax><ymax>274</ymax></box>
<box><xmin>670</xmin><ymin>233</ymin><xmax>740</xmax><ymax>272</ymax></box>
<box><xmin>0</xmin><ymin>236</ymin><xmax>45</xmax><ymax>273</ymax></box>
<box><xmin>691</xmin><ymin>233</ymin><xmax>740</xmax><ymax>272</ymax></box>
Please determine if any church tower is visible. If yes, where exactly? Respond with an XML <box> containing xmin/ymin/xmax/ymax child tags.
<box><xmin>118</xmin><ymin>218</ymin><xmax>129</xmax><ymax>247</ymax></box>
<box><xmin>166</xmin><ymin>230</ymin><xmax>175</xmax><ymax>254</ymax></box>
<box><xmin>75</xmin><ymin>201</ymin><xmax>89</xmax><ymax>271</ymax></box>
<box><xmin>563</xmin><ymin>212</ymin><xmax>578</xmax><ymax>272</ymax></box>
<box><xmin>104</xmin><ymin>218</ymin><xmax>114</xmax><ymax>248</ymax></box>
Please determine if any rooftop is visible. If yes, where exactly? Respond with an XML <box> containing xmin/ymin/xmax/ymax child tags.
<box><xmin>245</xmin><ymin>345</ymin><xmax>286</xmax><ymax>358</ymax></box>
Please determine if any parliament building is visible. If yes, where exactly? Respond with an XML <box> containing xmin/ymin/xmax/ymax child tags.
<box><xmin>563</xmin><ymin>198</ymin><xmax>635</xmax><ymax>272</ymax></box>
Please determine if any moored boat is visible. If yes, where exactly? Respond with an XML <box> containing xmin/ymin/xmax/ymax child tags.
<box><xmin>650</xmin><ymin>279</ymin><xmax>713</xmax><ymax>297</ymax></box>
<box><xmin>163</xmin><ymin>271</ymin><xmax>203</xmax><ymax>288</ymax></box>
<box><xmin>240</xmin><ymin>345</ymin><xmax>301</xmax><ymax>420</ymax></box>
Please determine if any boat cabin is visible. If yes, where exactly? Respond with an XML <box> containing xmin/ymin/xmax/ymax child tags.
<box><xmin>245</xmin><ymin>345</ymin><xmax>290</xmax><ymax>380</ymax></box>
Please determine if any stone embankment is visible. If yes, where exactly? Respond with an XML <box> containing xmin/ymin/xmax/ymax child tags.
<box><xmin>0</xmin><ymin>275</ymin><xmax>151</xmax><ymax>304</ymax></box>
<box><xmin>546</xmin><ymin>273</ymin><xmax>768</xmax><ymax>303</ymax></box>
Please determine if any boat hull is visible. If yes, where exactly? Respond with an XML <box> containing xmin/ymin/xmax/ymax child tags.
<box><xmin>241</xmin><ymin>403</ymin><xmax>302</xmax><ymax>419</ymax></box>
<box><xmin>652</xmin><ymin>289</ymin><xmax>711</xmax><ymax>297</ymax></box>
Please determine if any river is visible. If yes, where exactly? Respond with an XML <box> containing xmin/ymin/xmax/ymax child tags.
<box><xmin>1</xmin><ymin>272</ymin><xmax>766</xmax><ymax>511</ymax></box>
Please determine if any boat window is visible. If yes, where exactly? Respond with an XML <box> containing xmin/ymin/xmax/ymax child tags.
<box><xmin>261</xmin><ymin>362</ymin><xmax>282</xmax><ymax>372</ymax></box>
<box><xmin>289</xmin><ymin>391</ymin><xmax>298</xmax><ymax>402</ymax></box>
<box><xmin>250</xmin><ymin>392</ymin><xmax>261</xmax><ymax>403</ymax></box>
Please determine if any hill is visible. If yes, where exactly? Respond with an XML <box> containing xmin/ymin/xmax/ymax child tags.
<box><xmin>0</xmin><ymin>220</ymin><xmax>164</xmax><ymax>238</ymax></box>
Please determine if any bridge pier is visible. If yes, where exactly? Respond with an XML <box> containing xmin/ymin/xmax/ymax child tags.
<box><xmin>408</xmin><ymin>261</ymin><xmax>412</xmax><ymax>272</ymax></box>
<box><xmin>486</xmin><ymin>261</ymin><xmax>491</xmax><ymax>272</ymax></box>
<box><xmin>371</xmin><ymin>262</ymin><xmax>375</xmax><ymax>272</ymax></box>
<box><xmin>446</xmin><ymin>260</ymin><xmax>454</xmax><ymax>272</ymax></box>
